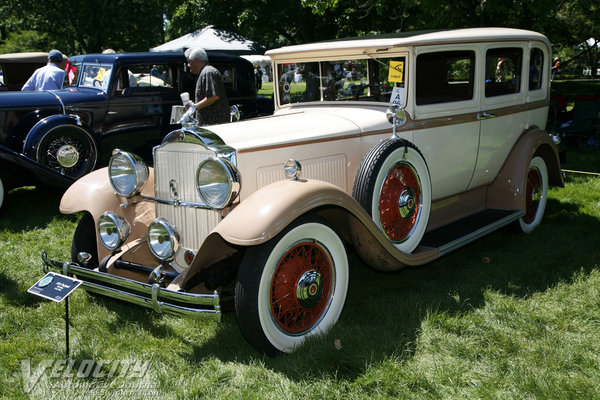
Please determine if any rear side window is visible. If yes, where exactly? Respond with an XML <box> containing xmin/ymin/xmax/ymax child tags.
<box><xmin>416</xmin><ymin>50</ymin><xmax>475</xmax><ymax>105</ymax></box>
<box><xmin>485</xmin><ymin>48</ymin><xmax>523</xmax><ymax>97</ymax></box>
<box><xmin>529</xmin><ymin>48</ymin><xmax>544</xmax><ymax>91</ymax></box>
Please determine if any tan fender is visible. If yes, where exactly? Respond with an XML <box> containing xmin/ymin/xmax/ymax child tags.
<box><xmin>181</xmin><ymin>178</ymin><xmax>441</xmax><ymax>286</ymax></box>
<box><xmin>60</xmin><ymin>167</ymin><xmax>156</xmax><ymax>261</ymax></box>
<box><xmin>487</xmin><ymin>128</ymin><xmax>563</xmax><ymax>211</ymax></box>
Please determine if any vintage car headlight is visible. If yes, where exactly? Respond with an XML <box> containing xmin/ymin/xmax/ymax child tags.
<box><xmin>147</xmin><ymin>218</ymin><xmax>179</xmax><ymax>261</ymax></box>
<box><xmin>196</xmin><ymin>157</ymin><xmax>240</xmax><ymax>209</ymax></box>
<box><xmin>108</xmin><ymin>150</ymin><xmax>148</xmax><ymax>197</ymax></box>
<box><xmin>97</xmin><ymin>212</ymin><xmax>130</xmax><ymax>251</ymax></box>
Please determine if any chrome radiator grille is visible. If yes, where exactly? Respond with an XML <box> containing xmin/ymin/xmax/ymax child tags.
<box><xmin>153</xmin><ymin>142</ymin><xmax>221</xmax><ymax>256</ymax></box>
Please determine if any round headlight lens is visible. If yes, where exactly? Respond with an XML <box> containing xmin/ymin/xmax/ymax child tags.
<box><xmin>147</xmin><ymin>218</ymin><xmax>179</xmax><ymax>261</ymax></box>
<box><xmin>196</xmin><ymin>158</ymin><xmax>240</xmax><ymax>209</ymax></box>
<box><xmin>97</xmin><ymin>212</ymin><xmax>130</xmax><ymax>251</ymax></box>
<box><xmin>108</xmin><ymin>150</ymin><xmax>148</xmax><ymax>197</ymax></box>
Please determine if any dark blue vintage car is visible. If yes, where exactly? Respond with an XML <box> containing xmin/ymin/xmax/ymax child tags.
<box><xmin>0</xmin><ymin>52</ymin><xmax>273</xmax><ymax>209</ymax></box>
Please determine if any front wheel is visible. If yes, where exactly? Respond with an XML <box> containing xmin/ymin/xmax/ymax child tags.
<box><xmin>36</xmin><ymin>125</ymin><xmax>98</xmax><ymax>179</ymax></box>
<box><xmin>235</xmin><ymin>215</ymin><xmax>349</xmax><ymax>355</ymax></box>
<box><xmin>518</xmin><ymin>156</ymin><xmax>548</xmax><ymax>233</ymax></box>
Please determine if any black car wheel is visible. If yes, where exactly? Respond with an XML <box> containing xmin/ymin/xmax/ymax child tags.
<box><xmin>36</xmin><ymin>125</ymin><xmax>98</xmax><ymax>179</ymax></box>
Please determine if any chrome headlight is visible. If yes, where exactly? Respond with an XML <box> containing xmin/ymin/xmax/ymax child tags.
<box><xmin>97</xmin><ymin>212</ymin><xmax>130</xmax><ymax>251</ymax></box>
<box><xmin>195</xmin><ymin>157</ymin><xmax>240</xmax><ymax>209</ymax></box>
<box><xmin>108</xmin><ymin>150</ymin><xmax>148</xmax><ymax>197</ymax></box>
<box><xmin>147</xmin><ymin>218</ymin><xmax>179</xmax><ymax>261</ymax></box>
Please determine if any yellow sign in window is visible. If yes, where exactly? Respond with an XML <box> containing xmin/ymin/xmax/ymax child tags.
<box><xmin>388</xmin><ymin>61</ymin><xmax>404</xmax><ymax>83</ymax></box>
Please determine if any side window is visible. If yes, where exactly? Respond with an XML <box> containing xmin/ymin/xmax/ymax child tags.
<box><xmin>529</xmin><ymin>48</ymin><xmax>544</xmax><ymax>91</ymax></box>
<box><xmin>212</xmin><ymin>63</ymin><xmax>239</xmax><ymax>98</ymax></box>
<box><xmin>416</xmin><ymin>51</ymin><xmax>475</xmax><ymax>105</ymax></box>
<box><xmin>485</xmin><ymin>48</ymin><xmax>522</xmax><ymax>97</ymax></box>
<box><xmin>120</xmin><ymin>63</ymin><xmax>174</xmax><ymax>95</ymax></box>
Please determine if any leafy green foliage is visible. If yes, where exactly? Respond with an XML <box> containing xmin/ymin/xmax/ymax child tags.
<box><xmin>0</xmin><ymin>0</ymin><xmax>168</xmax><ymax>54</ymax></box>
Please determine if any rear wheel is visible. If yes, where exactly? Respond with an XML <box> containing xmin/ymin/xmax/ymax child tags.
<box><xmin>353</xmin><ymin>139</ymin><xmax>431</xmax><ymax>253</ymax></box>
<box><xmin>235</xmin><ymin>215</ymin><xmax>349</xmax><ymax>355</ymax></box>
<box><xmin>518</xmin><ymin>156</ymin><xmax>548</xmax><ymax>233</ymax></box>
<box><xmin>36</xmin><ymin>125</ymin><xmax>97</xmax><ymax>179</ymax></box>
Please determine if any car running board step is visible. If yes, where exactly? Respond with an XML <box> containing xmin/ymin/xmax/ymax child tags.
<box><xmin>420</xmin><ymin>209</ymin><xmax>524</xmax><ymax>256</ymax></box>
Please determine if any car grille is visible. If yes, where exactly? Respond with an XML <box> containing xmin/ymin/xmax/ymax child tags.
<box><xmin>153</xmin><ymin>142</ymin><xmax>221</xmax><ymax>258</ymax></box>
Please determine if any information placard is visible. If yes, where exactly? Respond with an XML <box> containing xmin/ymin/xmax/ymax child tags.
<box><xmin>28</xmin><ymin>272</ymin><xmax>82</xmax><ymax>302</ymax></box>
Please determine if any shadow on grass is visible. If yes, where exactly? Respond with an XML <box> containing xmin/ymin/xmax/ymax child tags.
<box><xmin>0</xmin><ymin>270</ymin><xmax>45</xmax><ymax>308</ymax></box>
<box><xmin>0</xmin><ymin>186</ymin><xmax>74</xmax><ymax>231</ymax></box>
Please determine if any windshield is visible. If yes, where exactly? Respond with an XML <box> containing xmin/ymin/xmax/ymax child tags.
<box><xmin>276</xmin><ymin>56</ymin><xmax>406</xmax><ymax>106</ymax></box>
<box><xmin>65</xmin><ymin>62</ymin><xmax>113</xmax><ymax>91</ymax></box>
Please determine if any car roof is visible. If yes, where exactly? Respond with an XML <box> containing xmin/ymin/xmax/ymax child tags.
<box><xmin>67</xmin><ymin>52</ymin><xmax>247</xmax><ymax>65</ymax></box>
<box><xmin>266</xmin><ymin>27</ymin><xmax>550</xmax><ymax>59</ymax></box>
<box><xmin>0</xmin><ymin>52</ymin><xmax>49</xmax><ymax>63</ymax></box>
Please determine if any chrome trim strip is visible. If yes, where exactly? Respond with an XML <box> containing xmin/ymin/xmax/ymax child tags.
<box><xmin>157</xmin><ymin>127</ymin><xmax>237</xmax><ymax>165</ymax></box>
<box><xmin>43</xmin><ymin>257</ymin><xmax>221</xmax><ymax>321</ymax></box>
<box><xmin>46</xmin><ymin>91</ymin><xmax>67</xmax><ymax>115</ymax></box>
<box><xmin>438</xmin><ymin>210</ymin><xmax>524</xmax><ymax>256</ymax></box>
<box><xmin>141</xmin><ymin>195</ymin><xmax>212</xmax><ymax>209</ymax></box>
<box><xmin>82</xmin><ymin>280</ymin><xmax>221</xmax><ymax>321</ymax></box>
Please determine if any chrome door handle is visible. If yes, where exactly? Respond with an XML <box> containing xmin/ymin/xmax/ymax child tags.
<box><xmin>107</xmin><ymin>111</ymin><xmax>118</xmax><ymax>115</ymax></box>
<box><xmin>476</xmin><ymin>112</ymin><xmax>496</xmax><ymax>120</ymax></box>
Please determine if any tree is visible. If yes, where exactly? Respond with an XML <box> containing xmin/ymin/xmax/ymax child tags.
<box><xmin>0</xmin><ymin>0</ymin><xmax>167</xmax><ymax>54</ymax></box>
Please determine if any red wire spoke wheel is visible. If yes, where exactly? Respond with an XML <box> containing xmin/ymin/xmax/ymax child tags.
<box><xmin>378</xmin><ymin>162</ymin><xmax>421</xmax><ymax>242</ymax></box>
<box><xmin>235</xmin><ymin>216</ymin><xmax>348</xmax><ymax>355</ymax></box>
<box><xmin>353</xmin><ymin>139</ymin><xmax>431</xmax><ymax>253</ymax></box>
<box><xmin>523</xmin><ymin>167</ymin><xmax>542</xmax><ymax>223</ymax></box>
<box><xmin>269</xmin><ymin>241</ymin><xmax>333</xmax><ymax>334</ymax></box>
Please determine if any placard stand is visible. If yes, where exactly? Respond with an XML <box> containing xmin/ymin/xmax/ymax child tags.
<box><xmin>65</xmin><ymin>296</ymin><xmax>70</xmax><ymax>358</ymax></box>
<box><xmin>28</xmin><ymin>271</ymin><xmax>82</xmax><ymax>359</ymax></box>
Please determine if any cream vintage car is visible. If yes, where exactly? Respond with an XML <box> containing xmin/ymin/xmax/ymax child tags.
<box><xmin>43</xmin><ymin>28</ymin><xmax>563</xmax><ymax>355</ymax></box>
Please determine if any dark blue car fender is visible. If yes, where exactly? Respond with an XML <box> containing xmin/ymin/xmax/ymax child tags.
<box><xmin>22</xmin><ymin>114</ymin><xmax>99</xmax><ymax>179</ymax></box>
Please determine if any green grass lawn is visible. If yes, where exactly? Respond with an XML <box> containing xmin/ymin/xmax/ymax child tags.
<box><xmin>2</xmin><ymin>83</ymin><xmax>600</xmax><ymax>399</ymax></box>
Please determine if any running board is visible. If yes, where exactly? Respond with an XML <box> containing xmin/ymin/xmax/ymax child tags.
<box><xmin>420</xmin><ymin>209</ymin><xmax>524</xmax><ymax>256</ymax></box>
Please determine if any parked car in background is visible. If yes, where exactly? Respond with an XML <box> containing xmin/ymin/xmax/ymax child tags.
<box><xmin>43</xmin><ymin>28</ymin><xmax>563</xmax><ymax>355</ymax></box>
<box><xmin>0</xmin><ymin>52</ymin><xmax>48</xmax><ymax>91</ymax></box>
<box><xmin>0</xmin><ymin>51</ymin><xmax>273</xmax><ymax>209</ymax></box>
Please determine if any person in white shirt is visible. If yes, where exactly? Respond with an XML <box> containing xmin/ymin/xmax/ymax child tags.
<box><xmin>21</xmin><ymin>49</ymin><xmax>66</xmax><ymax>91</ymax></box>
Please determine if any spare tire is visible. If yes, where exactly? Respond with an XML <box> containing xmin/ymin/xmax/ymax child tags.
<box><xmin>353</xmin><ymin>139</ymin><xmax>431</xmax><ymax>253</ymax></box>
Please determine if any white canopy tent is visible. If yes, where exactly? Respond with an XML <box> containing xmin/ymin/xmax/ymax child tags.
<box><xmin>241</xmin><ymin>55</ymin><xmax>271</xmax><ymax>67</ymax></box>
<box><xmin>150</xmin><ymin>26</ymin><xmax>265</xmax><ymax>55</ymax></box>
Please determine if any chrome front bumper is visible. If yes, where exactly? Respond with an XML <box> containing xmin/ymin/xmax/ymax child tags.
<box><xmin>41</xmin><ymin>251</ymin><xmax>221</xmax><ymax>321</ymax></box>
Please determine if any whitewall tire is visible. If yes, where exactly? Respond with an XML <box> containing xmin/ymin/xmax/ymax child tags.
<box><xmin>519</xmin><ymin>156</ymin><xmax>548</xmax><ymax>233</ymax></box>
<box><xmin>235</xmin><ymin>215</ymin><xmax>349</xmax><ymax>355</ymax></box>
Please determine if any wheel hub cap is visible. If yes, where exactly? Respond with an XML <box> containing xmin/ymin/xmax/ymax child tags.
<box><xmin>398</xmin><ymin>187</ymin><xmax>416</xmax><ymax>219</ymax></box>
<box><xmin>296</xmin><ymin>270</ymin><xmax>323</xmax><ymax>308</ymax></box>
<box><xmin>56</xmin><ymin>144</ymin><xmax>80</xmax><ymax>168</ymax></box>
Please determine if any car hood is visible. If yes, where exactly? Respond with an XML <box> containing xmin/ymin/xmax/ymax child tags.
<box><xmin>207</xmin><ymin>106</ymin><xmax>392</xmax><ymax>151</ymax></box>
<box><xmin>0</xmin><ymin>88</ymin><xmax>106</xmax><ymax>109</ymax></box>
<box><xmin>0</xmin><ymin>91</ymin><xmax>61</xmax><ymax>108</ymax></box>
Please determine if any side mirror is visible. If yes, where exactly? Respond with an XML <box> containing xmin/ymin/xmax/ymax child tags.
<box><xmin>386</xmin><ymin>105</ymin><xmax>407</xmax><ymax>139</ymax></box>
